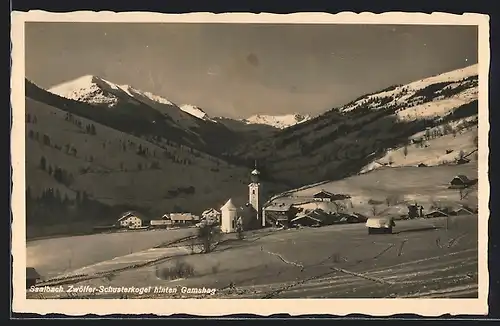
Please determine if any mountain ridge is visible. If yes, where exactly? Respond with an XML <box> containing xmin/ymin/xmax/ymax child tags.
<box><xmin>232</xmin><ymin>63</ymin><xmax>479</xmax><ymax>187</ymax></box>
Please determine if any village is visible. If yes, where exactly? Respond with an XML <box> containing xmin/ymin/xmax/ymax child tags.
<box><xmin>95</xmin><ymin>164</ymin><xmax>479</xmax><ymax>236</ymax></box>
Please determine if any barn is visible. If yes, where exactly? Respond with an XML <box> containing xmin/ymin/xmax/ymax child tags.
<box><xmin>449</xmin><ymin>175</ymin><xmax>477</xmax><ymax>189</ymax></box>
<box><xmin>170</xmin><ymin>213</ymin><xmax>200</xmax><ymax>225</ymax></box>
<box><xmin>149</xmin><ymin>219</ymin><xmax>171</xmax><ymax>228</ymax></box>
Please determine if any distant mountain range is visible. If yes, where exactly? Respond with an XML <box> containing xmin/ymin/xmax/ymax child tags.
<box><xmin>24</xmin><ymin>64</ymin><xmax>479</xmax><ymax>237</ymax></box>
<box><xmin>241</xmin><ymin>113</ymin><xmax>312</xmax><ymax>129</ymax></box>
<box><xmin>48</xmin><ymin>75</ymin><xmax>308</xmax><ymax>130</ymax></box>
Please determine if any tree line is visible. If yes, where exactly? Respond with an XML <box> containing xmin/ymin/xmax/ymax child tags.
<box><xmin>39</xmin><ymin>156</ymin><xmax>75</xmax><ymax>187</ymax></box>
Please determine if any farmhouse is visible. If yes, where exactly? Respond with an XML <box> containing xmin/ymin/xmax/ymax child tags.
<box><xmin>263</xmin><ymin>202</ymin><xmax>299</xmax><ymax>227</ymax></box>
<box><xmin>117</xmin><ymin>211</ymin><xmax>143</xmax><ymax>229</ymax></box>
<box><xmin>312</xmin><ymin>190</ymin><xmax>335</xmax><ymax>202</ymax></box>
<box><xmin>201</xmin><ymin>208</ymin><xmax>221</xmax><ymax>224</ymax></box>
<box><xmin>295</xmin><ymin>201</ymin><xmax>341</xmax><ymax>214</ymax></box>
<box><xmin>170</xmin><ymin>213</ymin><xmax>200</xmax><ymax>225</ymax></box>
<box><xmin>26</xmin><ymin>267</ymin><xmax>41</xmax><ymax>288</ymax></box>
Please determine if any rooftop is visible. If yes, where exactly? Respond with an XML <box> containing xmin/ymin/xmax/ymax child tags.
<box><xmin>251</xmin><ymin>169</ymin><xmax>260</xmax><ymax>175</ymax></box>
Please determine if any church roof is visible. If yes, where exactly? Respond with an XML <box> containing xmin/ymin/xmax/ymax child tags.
<box><xmin>221</xmin><ymin>198</ymin><xmax>237</xmax><ymax>211</ymax></box>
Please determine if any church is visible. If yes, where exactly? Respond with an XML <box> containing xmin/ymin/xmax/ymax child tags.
<box><xmin>220</xmin><ymin>164</ymin><xmax>264</xmax><ymax>233</ymax></box>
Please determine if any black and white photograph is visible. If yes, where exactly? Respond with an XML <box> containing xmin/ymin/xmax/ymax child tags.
<box><xmin>11</xmin><ymin>11</ymin><xmax>489</xmax><ymax>316</ymax></box>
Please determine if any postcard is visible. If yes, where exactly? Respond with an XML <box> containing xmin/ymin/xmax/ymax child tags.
<box><xmin>11</xmin><ymin>10</ymin><xmax>490</xmax><ymax>316</ymax></box>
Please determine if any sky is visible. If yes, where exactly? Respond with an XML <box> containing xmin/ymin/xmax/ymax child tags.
<box><xmin>25</xmin><ymin>23</ymin><xmax>478</xmax><ymax>119</ymax></box>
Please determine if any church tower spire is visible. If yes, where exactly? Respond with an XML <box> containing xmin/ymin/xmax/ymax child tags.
<box><xmin>249</xmin><ymin>160</ymin><xmax>263</xmax><ymax>226</ymax></box>
<box><xmin>251</xmin><ymin>160</ymin><xmax>260</xmax><ymax>183</ymax></box>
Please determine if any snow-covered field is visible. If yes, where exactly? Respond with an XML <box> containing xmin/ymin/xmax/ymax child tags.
<box><xmin>26</xmin><ymin>228</ymin><xmax>195</xmax><ymax>280</ymax></box>
<box><xmin>360</xmin><ymin>127</ymin><xmax>478</xmax><ymax>173</ymax></box>
<box><xmin>27</xmin><ymin>214</ymin><xmax>478</xmax><ymax>299</ymax></box>
<box><xmin>285</xmin><ymin>162</ymin><xmax>478</xmax><ymax>217</ymax></box>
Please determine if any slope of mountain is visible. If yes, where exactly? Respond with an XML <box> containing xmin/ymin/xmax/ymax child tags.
<box><xmin>233</xmin><ymin>64</ymin><xmax>479</xmax><ymax>187</ymax></box>
<box><xmin>179</xmin><ymin>104</ymin><xmax>214</xmax><ymax>122</ymax></box>
<box><xmin>242</xmin><ymin>113</ymin><xmax>312</xmax><ymax>129</ymax></box>
<box><xmin>25</xmin><ymin>82</ymin><xmax>288</xmax><ymax>238</ymax></box>
<box><xmin>45</xmin><ymin>76</ymin><xmax>241</xmax><ymax>154</ymax></box>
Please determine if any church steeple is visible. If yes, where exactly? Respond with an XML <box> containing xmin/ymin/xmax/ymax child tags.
<box><xmin>248</xmin><ymin>159</ymin><xmax>263</xmax><ymax>226</ymax></box>
<box><xmin>251</xmin><ymin>160</ymin><xmax>260</xmax><ymax>183</ymax></box>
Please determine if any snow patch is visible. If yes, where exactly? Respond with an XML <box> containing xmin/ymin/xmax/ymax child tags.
<box><xmin>180</xmin><ymin>104</ymin><xmax>215</xmax><ymax>122</ymax></box>
<box><xmin>340</xmin><ymin>64</ymin><xmax>478</xmax><ymax>114</ymax></box>
<box><xmin>48</xmin><ymin>75</ymin><xmax>121</xmax><ymax>107</ymax></box>
<box><xmin>243</xmin><ymin>113</ymin><xmax>312</xmax><ymax>129</ymax></box>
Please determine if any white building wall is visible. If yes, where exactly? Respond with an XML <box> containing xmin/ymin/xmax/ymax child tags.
<box><xmin>221</xmin><ymin>209</ymin><xmax>237</xmax><ymax>233</ymax></box>
<box><xmin>120</xmin><ymin>216</ymin><xmax>142</xmax><ymax>228</ymax></box>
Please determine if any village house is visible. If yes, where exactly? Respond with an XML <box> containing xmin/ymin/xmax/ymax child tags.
<box><xmin>201</xmin><ymin>208</ymin><xmax>221</xmax><ymax>224</ymax></box>
<box><xmin>263</xmin><ymin>202</ymin><xmax>299</xmax><ymax>227</ymax></box>
<box><xmin>26</xmin><ymin>267</ymin><xmax>41</xmax><ymax>288</ymax></box>
<box><xmin>170</xmin><ymin>213</ymin><xmax>200</xmax><ymax>225</ymax></box>
<box><xmin>312</xmin><ymin>190</ymin><xmax>335</xmax><ymax>202</ymax></box>
<box><xmin>117</xmin><ymin>211</ymin><xmax>143</xmax><ymax>229</ymax></box>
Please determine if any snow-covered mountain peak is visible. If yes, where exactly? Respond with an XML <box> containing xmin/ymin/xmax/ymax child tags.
<box><xmin>243</xmin><ymin>113</ymin><xmax>312</xmax><ymax>129</ymax></box>
<box><xmin>48</xmin><ymin>75</ymin><xmax>221</xmax><ymax>131</ymax></box>
<box><xmin>180</xmin><ymin>104</ymin><xmax>214</xmax><ymax>122</ymax></box>
<box><xmin>49</xmin><ymin>75</ymin><xmax>131</xmax><ymax>107</ymax></box>
<box><xmin>48</xmin><ymin>75</ymin><xmax>177</xmax><ymax>109</ymax></box>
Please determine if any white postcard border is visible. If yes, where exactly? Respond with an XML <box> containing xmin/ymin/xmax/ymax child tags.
<box><xmin>10</xmin><ymin>10</ymin><xmax>490</xmax><ymax>316</ymax></box>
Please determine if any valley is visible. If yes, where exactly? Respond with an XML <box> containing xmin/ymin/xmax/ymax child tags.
<box><xmin>24</xmin><ymin>64</ymin><xmax>479</xmax><ymax>239</ymax></box>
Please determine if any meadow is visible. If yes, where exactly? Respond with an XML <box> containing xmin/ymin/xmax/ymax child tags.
<box><xmin>26</xmin><ymin>228</ymin><xmax>195</xmax><ymax>279</ymax></box>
